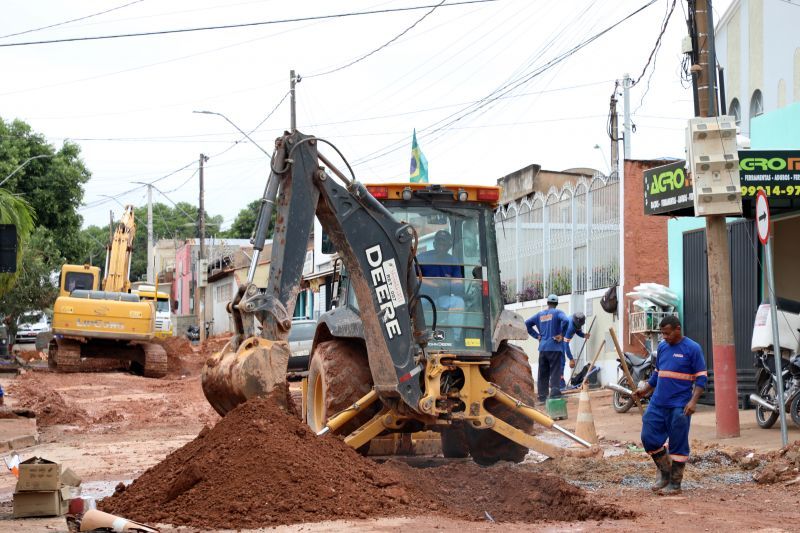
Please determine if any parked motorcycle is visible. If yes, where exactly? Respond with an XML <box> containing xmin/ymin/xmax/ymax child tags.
<box><xmin>750</xmin><ymin>350</ymin><xmax>800</xmax><ymax>428</ymax></box>
<box><xmin>186</xmin><ymin>325</ymin><xmax>200</xmax><ymax>342</ymax></box>
<box><xmin>749</xmin><ymin>300</ymin><xmax>800</xmax><ymax>429</ymax></box>
<box><xmin>612</xmin><ymin>351</ymin><xmax>655</xmax><ymax>413</ymax></box>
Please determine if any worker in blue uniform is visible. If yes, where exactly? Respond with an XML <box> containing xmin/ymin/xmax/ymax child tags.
<box><xmin>632</xmin><ymin>315</ymin><xmax>707</xmax><ymax>493</ymax></box>
<box><xmin>525</xmin><ymin>294</ymin><xmax>569</xmax><ymax>403</ymax></box>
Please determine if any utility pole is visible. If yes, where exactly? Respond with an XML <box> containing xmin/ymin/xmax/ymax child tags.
<box><xmin>146</xmin><ymin>184</ymin><xmax>154</xmax><ymax>284</ymax></box>
<box><xmin>692</xmin><ymin>0</ymin><xmax>739</xmax><ymax>438</ymax></box>
<box><xmin>197</xmin><ymin>153</ymin><xmax>208</xmax><ymax>342</ymax></box>
<box><xmin>289</xmin><ymin>69</ymin><xmax>300</xmax><ymax>132</ymax></box>
<box><xmin>622</xmin><ymin>73</ymin><xmax>632</xmax><ymax>160</ymax></box>
<box><xmin>609</xmin><ymin>88</ymin><xmax>620</xmax><ymax>178</ymax></box>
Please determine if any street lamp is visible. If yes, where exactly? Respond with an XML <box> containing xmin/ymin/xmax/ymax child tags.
<box><xmin>593</xmin><ymin>144</ymin><xmax>611</xmax><ymax>177</ymax></box>
<box><xmin>193</xmin><ymin>110</ymin><xmax>271</xmax><ymax>157</ymax></box>
<box><xmin>0</xmin><ymin>154</ymin><xmax>54</xmax><ymax>188</ymax></box>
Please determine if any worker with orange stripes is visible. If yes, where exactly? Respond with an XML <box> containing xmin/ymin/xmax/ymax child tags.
<box><xmin>632</xmin><ymin>315</ymin><xmax>707</xmax><ymax>494</ymax></box>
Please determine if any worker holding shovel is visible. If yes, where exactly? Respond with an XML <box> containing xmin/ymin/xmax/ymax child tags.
<box><xmin>632</xmin><ymin>315</ymin><xmax>706</xmax><ymax>494</ymax></box>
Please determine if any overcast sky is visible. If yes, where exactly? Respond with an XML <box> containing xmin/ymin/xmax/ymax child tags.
<box><xmin>0</xmin><ymin>0</ymin><xmax>733</xmax><ymax>231</ymax></box>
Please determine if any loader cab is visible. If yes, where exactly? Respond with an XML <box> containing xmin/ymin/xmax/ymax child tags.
<box><xmin>337</xmin><ymin>183</ymin><xmax>504</xmax><ymax>354</ymax></box>
<box><xmin>59</xmin><ymin>264</ymin><xmax>101</xmax><ymax>297</ymax></box>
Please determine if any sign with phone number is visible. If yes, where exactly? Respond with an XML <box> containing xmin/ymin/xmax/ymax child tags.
<box><xmin>741</xmin><ymin>184</ymin><xmax>800</xmax><ymax>197</ymax></box>
<box><xmin>739</xmin><ymin>150</ymin><xmax>800</xmax><ymax>197</ymax></box>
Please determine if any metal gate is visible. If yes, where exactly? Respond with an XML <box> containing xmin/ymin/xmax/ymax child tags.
<box><xmin>682</xmin><ymin>219</ymin><xmax>759</xmax><ymax>406</ymax></box>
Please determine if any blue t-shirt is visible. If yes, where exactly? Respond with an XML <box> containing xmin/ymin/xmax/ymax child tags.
<box><xmin>562</xmin><ymin>318</ymin><xmax>585</xmax><ymax>361</ymax></box>
<box><xmin>648</xmin><ymin>337</ymin><xmax>708</xmax><ymax>408</ymax></box>
<box><xmin>525</xmin><ymin>308</ymin><xmax>568</xmax><ymax>352</ymax></box>
<box><xmin>417</xmin><ymin>250</ymin><xmax>461</xmax><ymax>278</ymax></box>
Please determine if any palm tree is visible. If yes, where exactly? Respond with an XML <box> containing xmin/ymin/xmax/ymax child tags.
<box><xmin>0</xmin><ymin>188</ymin><xmax>35</xmax><ymax>296</ymax></box>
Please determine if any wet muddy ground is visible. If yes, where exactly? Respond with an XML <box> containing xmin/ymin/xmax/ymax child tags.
<box><xmin>1</xmin><ymin>337</ymin><xmax>799</xmax><ymax>531</ymax></box>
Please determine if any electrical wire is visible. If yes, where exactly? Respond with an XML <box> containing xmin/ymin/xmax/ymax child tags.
<box><xmin>306</xmin><ymin>0</ymin><xmax>447</xmax><ymax>78</ymax></box>
<box><xmin>0</xmin><ymin>0</ymin><xmax>499</xmax><ymax>48</ymax></box>
<box><xmin>351</xmin><ymin>0</ymin><xmax>658</xmax><ymax>167</ymax></box>
<box><xmin>0</xmin><ymin>0</ymin><xmax>145</xmax><ymax>39</ymax></box>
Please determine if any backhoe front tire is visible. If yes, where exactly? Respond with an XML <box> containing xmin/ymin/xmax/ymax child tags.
<box><xmin>467</xmin><ymin>342</ymin><xmax>535</xmax><ymax>466</ymax></box>
<box><xmin>306</xmin><ymin>339</ymin><xmax>375</xmax><ymax>450</ymax></box>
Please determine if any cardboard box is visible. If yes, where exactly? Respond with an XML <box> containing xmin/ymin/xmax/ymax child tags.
<box><xmin>16</xmin><ymin>457</ymin><xmax>61</xmax><ymax>492</ymax></box>
<box><xmin>12</xmin><ymin>488</ymin><xmax>69</xmax><ymax>518</ymax></box>
<box><xmin>60</xmin><ymin>467</ymin><xmax>81</xmax><ymax>487</ymax></box>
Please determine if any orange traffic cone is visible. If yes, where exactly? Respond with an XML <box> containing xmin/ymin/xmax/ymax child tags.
<box><xmin>575</xmin><ymin>383</ymin><xmax>598</xmax><ymax>445</ymax></box>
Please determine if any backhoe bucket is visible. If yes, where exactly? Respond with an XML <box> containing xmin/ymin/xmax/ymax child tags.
<box><xmin>201</xmin><ymin>337</ymin><xmax>291</xmax><ymax>416</ymax></box>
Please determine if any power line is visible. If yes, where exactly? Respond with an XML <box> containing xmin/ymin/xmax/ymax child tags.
<box><xmin>352</xmin><ymin>0</ymin><xmax>659</xmax><ymax>167</ymax></box>
<box><xmin>0</xmin><ymin>0</ymin><xmax>499</xmax><ymax>48</ymax></box>
<box><xmin>0</xmin><ymin>0</ymin><xmax>145</xmax><ymax>39</ymax></box>
<box><xmin>306</xmin><ymin>0</ymin><xmax>447</xmax><ymax>78</ymax></box>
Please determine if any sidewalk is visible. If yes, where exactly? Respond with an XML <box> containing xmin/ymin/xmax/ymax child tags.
<box><xmin>560</xmin><ymin>388</ymin><xmax>799</xmax><ymax>452</ymax></box>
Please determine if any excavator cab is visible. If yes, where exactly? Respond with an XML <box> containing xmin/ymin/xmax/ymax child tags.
<box><xmin>340</xmin><ymin>185</ymin><xmax>503</xmax><ymax>357</ymax></box>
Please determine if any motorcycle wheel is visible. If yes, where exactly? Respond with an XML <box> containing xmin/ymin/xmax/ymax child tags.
<box><xmin>612</xmin><ymin>375</ymin><xmax>634</xmax><ymax>414</ymax></box>
<box><xmin>790</xmin><ymin>393</ymin><xmax>800</xmax><ymax>428</ymax></box>
<box><xmin>755</xmin><ymin>379</ymin><xmax>779</xmax><ymax>429</ymax></box>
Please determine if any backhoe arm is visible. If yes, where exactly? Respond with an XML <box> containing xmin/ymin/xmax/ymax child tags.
<box><xmin>204</xmin><ymin>131</ymin><xmax>428</xmax><ymax>415</ymax></box>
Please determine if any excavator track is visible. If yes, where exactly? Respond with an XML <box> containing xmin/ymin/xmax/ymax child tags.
<box><xmin>142</xmin><ymin>343</ymin><xmax>168</xmax><ymax>378</ymax></box>
<box><xmin>48</xmin><ymin>338</ymin><xmax>82</xmax><ymax>373</ymax></box>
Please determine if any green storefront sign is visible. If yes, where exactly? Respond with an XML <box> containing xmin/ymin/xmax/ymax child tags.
<box><xmin>643</xmin><ymin>160</ymin><xmax>694</xmax><ymax>216</ymax></box>
<box><xmin>643</xmin><ymin>150</ymin><xmax>800</xmax><ymax>216</ymax></box>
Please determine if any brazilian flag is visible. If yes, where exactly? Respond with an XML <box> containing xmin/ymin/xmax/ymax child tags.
<box><xmin>409</xmin><ymin>129</ymin><xmax>428</xmax><ymax>183</ymax></box>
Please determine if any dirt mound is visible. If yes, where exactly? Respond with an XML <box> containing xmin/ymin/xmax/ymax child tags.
<box><xmin>7</xmin><ymin>374</ymin><xmax>90</xmax><ymax>426</ymax></box>
<box><xmin>156</xmin><ymin>337</ymin><xmax>202</xmax><ymax>377</ymax></box>
<box><xmin>15</xmin><ymin>350</ymin><xmax>45</xmax><ymax>363</ymax></box>
<box><xmin>101</xmin><ymin>395</ymin><xmax>631</xmax><ymax>529</ymax></box>
<box><xmin>400</xmin><ymin>461</ymin><xmax>633</xmax><ymax>522</ymax></box>
<box><xmin>100</xmin><ymin>396</ymin><xmax>420</xmax><ymax>529</ymax></box>
<box><xmin>198</xmin><ymin>334</ymin><xmax>232</xmax><ymax>359</ymax></box>
<box><xmin>753</xmin><ymin>440</ymin><xmax>800</xmax><ymax>484</ymax></box>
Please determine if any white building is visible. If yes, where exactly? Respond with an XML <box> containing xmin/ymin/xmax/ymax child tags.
<box><xmin>715</xmin><ymin>0</ymin><xmax>800</xmax><ymax>135</ymax></box>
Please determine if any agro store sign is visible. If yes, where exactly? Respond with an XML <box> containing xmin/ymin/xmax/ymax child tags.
<box><xmin>643</xmin><ymin>160</ymin><xmax>694</xmax><ymax>215</ymax></box>
<box><xmin>739</xmin><ymin>151</ymin><xmax>800</xmax><ymax>198</ymax></box>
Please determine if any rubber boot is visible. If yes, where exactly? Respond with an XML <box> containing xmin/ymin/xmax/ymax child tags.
<box><xmin>661</xmin><ymin>461</ymin><xmax>685</xmax><ymax>494</ymax></box>
<box><xmin>650</xmin><ymin>449</ymin><xmax>672</xmax><ymax>492</ymax></box>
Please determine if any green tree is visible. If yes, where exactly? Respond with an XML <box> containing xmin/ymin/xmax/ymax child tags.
<box><xmin>0</xmin><ymin>189</ymin><xmax>36</xmax><ymax>296</ymax></box>
<box><xmin>224</xmin><ymin>200</ymin><xmax>275</xmax><ymax>239</ymax></box>
<box><xmin>0</xmin><ymin>117</ymin><xmax>91</xmax><ymax>263</ymax></box>
<box><xmin>0</xmin><ymin>227</ymin><xmax>64</xmax><ymax>340</ymax></box>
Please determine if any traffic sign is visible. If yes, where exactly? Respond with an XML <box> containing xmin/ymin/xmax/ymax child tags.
<box><xmin>755</xmin><ymin>190</ymin><xmax>770</xmax><ymax>244</ymax></box>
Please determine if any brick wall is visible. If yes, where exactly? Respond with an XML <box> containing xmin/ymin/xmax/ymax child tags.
<box><xmin>623</xmin><ymin>160</ymin><xmax>672</xmax><ymax>354</ymax></box>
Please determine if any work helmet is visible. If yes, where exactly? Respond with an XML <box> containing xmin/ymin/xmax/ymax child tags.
<box><xmin>573</xmin><ymin>312</ymin><xmax>586</xmax><ymax>328</ymax></box>
<box><xmin>546</xmin><ymin>294</ymin><xmax>558</xmax><ymax>304</ymax></box>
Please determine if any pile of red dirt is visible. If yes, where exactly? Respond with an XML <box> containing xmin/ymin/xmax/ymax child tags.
<box><xmin>14</xmin><ymin>350</ymin><xmax>45</xmax><ymax>363</ymax></box>
<box><xmin>753</xmin><ymin>440</ymin><xmax>800</xmax><ymax>484</ymax></box>
<box><xmin>101</xmin><ymin>395</ymin><xmax>632</xmax><ymax>529</ymax></box>
<box><xmin>7</xmin><ymin>374</ymin><xmax>90</xmax><ymax>426</ymax></box>
<box><xmin>157</xmin><ymin>337</ymin><xmax>201</xmax><ymax>377</ymax></box>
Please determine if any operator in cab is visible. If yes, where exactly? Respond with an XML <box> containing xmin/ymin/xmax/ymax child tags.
<box><xmin>418</xmin><ymin>230</ymin><xmax>464</xmax><ymax>310</ymax></box>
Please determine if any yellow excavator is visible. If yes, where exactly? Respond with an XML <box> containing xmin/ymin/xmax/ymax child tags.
<box><xmin>201</xmin><ymin>130</ymin><xmax>600</xmax><ymax>463</ymax></box>
<box><xmin>49</xmin><ymin>206</ymin><xmax>167</xmax><ymax>377</ymax></box>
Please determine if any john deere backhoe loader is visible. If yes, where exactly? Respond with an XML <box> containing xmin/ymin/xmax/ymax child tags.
<box><xmin>49</xmin><ymin>206</ymin><xmax>167</xmax><ymax>377</ymax></box>
<box><xmin>202</xmin><ymin>131</ymin><xmax>599</xmax><ymax>463</ymax></box>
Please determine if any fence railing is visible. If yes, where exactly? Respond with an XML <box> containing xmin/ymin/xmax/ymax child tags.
<box><xmin>495</xmin><ymin>173</ymin><xmax>619</xmax><ymax>304</ymax></box>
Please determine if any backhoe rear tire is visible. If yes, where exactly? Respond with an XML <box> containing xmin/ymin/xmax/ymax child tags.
<box><xmin>467</xmin><ymin>342</ymin><xmax>535</xmax><ymax>466</ymax></box>
<box><xmin>306</xmin><ymin>339</ymin><xmax>375</xmax><ymax>451</ymax></box>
